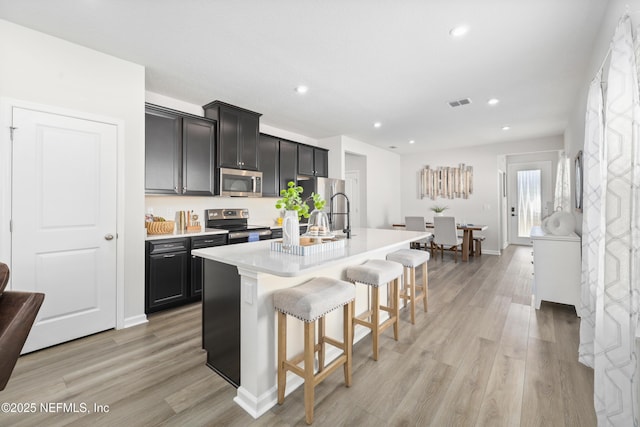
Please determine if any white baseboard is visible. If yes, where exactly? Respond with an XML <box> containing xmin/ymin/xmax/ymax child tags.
<box><xmin>234</xmin><ymin>386</ymin><xmax>278</xmax><ymax>419</ymax></box>
<box><xmin>122</xmin><ymin>314</ymin><xmax>148</xmax><ymax>329</ymax></box>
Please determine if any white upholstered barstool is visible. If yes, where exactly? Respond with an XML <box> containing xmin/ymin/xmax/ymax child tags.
<box><xmin>346</xmin><ymin>259</ymin><xmax>403</xmax><ymax>361</ymax></box>
<box><xmin>386</xmin><ymin>249</ymin><xmax>430</xmax><ymax>324</ymax></box>
<box><xmin>273</xmin><ymin>277</ymin><xmax>355</xmax><ymax>425</ymax></box>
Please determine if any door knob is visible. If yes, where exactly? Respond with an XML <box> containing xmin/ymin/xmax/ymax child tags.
<box><xmin>105</xmin><ymin>234</ymin><xmax>114</xmax><ymax>241</ymax></box>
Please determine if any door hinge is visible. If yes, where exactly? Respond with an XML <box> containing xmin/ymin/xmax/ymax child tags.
<box><xmin>9</xmin><ymin>219</ymin><xmax>12</xmax><ymax>232</ymax></box>
<box><xmin>9</xmin><ymin>126</ymin><xmax>17</xmax><ymax>141</ymax></box>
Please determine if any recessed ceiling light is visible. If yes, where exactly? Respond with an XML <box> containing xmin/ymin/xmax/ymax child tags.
<box><xmin>502</xmin><ymin>125</ymin><xmax>511</xmax><ymax>131</ymax></box>
<box><xmin>449</xmin><ymin>25</ymin><xmax>469</xmax><ymax>37</ymax></box>
<box><xmin>409</xmin><ymin>140</ymin><xmax>415</xmax><ymax>144</ymax></box>
<box><xmin>374</xmin><ymin>122</ymin><xmax>382</xmax><ymax>128</ymax></box>
<box><xmin>295</xmin><ymin>85</ymin><xmax>308</xmax><ymax>94</ymax></box>
<box><xmin>488</xmin><ymin>98</ymin><xmax>500</xmax><ymax>105</ymax></box>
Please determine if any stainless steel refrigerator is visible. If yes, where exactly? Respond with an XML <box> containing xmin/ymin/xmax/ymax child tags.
<box><xmin>297</xmin><ymin>176</ymin><xmax>347</xmax><ymax>232</ymax></box>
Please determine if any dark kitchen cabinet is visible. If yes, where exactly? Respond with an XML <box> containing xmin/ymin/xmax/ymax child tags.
<box><xmin>145</xmin><ymin>107</ymin><xmax>181</xmax><ymax>195</ymax></box>
<box><xmin>145</xmin><ymin>104</ymin><xmax>216</xmax><ymax>196</ymax></box>
<box><xmin>190</xmin><ymin>234</ymin><xmax>228</xmax><ymax>298</ymax></box>
<box><xmin>258</xmin><ymin>134</ymin><xmax>300</xmax><ymax>197</ymax></box>
<box><xmin>203</xmin><ymin>101</ymin><xmax>261</xmax><ymax>171</ymax></box>
<box><xmin>258</xmin><ymin>134</ymin><xmax>279</xmax><ymax>197</ymax></box>
<box><xmin>146</xmin><ymin>233</ymin><xmax>229</xmax><ymax>314</ymax></box>
<box><xmin>298</xmin><ymin>144</ymin><xmax>328</xmax><ymax>177</ymax></box>
<box><xmin>280</xmin><ymin>140</ymin><xmax>299</xmax><ymax>190</ymax></box>
<box><xmin>146</xmin><ymin>238</ymin><xmax>190</xmax><ymax>313</ymax></box>
<box><xmin>182</xmin><ymin>117</ymin><xmax>216</xmax><ymax>195</ymax></box>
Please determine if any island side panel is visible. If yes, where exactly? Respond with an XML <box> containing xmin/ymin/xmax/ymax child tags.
<box><xmin>203</xmin><ymin>260</ymin><xmax>241</xmax><ymax>387</ymax></box>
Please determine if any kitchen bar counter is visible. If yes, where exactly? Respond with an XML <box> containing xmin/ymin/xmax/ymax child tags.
<box><xmin>192</xmin><ymin>227</ymin><xmax>430</xmax><ymax>418</ymax></box>
<box><xmin>192</xmin><ymin>227</ymin><xmax>427</xmax><ymax>277</ymax></box>
<box><xmin>145</xmin><ymin>228</ymin><xmax>228</xmax><ymax>241</ymax></box>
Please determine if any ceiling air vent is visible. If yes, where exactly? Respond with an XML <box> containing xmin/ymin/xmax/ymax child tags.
<box><xmin>448</xmin><ymin>98</ymin><xmax>472</xmax><ymax>108</ymax></box>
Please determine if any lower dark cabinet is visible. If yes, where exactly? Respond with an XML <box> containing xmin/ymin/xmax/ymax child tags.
<box><xmin>146</xmin><ymin>238</ymin><xmax>189</xmax><ymax>313</ymax></box>
<box><xmin>190</xmin><ymin>234</ymin><xmax>228</xmax><ymax>298</ymax></box>
<box><xmin>146</xmin><ymin>234</ymin><xmax>228</xmax><ymax>314</ymax></box>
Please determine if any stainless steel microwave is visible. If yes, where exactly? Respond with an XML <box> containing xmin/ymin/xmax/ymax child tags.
<box><xmin>218</xmin><ymin>167</ymin><xmax>262</xmax><ymax>197</ymax></box>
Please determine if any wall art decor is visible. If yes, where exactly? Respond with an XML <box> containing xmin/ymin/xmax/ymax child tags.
<box><xmin>419</xmin><ymin>164</ymin><xmax>473</xmax><ymax>200</ymax></box>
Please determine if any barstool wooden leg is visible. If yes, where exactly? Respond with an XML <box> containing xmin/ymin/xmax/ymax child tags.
<box><xmin>277</xmin><ymin>311</ymin><xmax>287</xmax><ymax>404</ymax></box>
<box><xmin>392</xmin><ymin>278</ymin><xmax>400</xmax><ymax>339</ymax></box>
<box><xmin>318</xmin><ymin>316</ymin><xmax>325</xmax><ymax>372</ymax></box>
<box><xmin>304</xmin><ymin>321</ymin><xmax>315</xmax><ymax>425</ymax></box>
<box><xmin>372</xmin><ymin>286</ymin><xmax>380</xmax><ymax>361</ymax></box>
<box><xmin>422</xmin><ymin>262</ymin><xmax>428</xmax><ymax>311</ymax></box>
<box><xmin>409</xmin><ymin>266</ymin><xmax>416</xmax><ymax>324</ymax></box>
<box><xmin>343</xmin><ymin>301</ymin><xmax>353</xmax><ymax>386</ymax></box>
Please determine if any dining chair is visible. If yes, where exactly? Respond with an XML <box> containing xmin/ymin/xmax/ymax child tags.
<box><xmin>431</xmin><ymin>216</ymin><xmax>463</xmax><ymax>262</ymax></box>
<box><xmin>405</xmin><ymin>216</ymin><xmax>431</xmax><ymax>251</ymax></box>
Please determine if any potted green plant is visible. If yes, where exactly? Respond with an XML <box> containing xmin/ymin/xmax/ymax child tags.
<box><xmin>430</xmin><ymin>205</ymin><xmax>448</xmax><ymax>216</ymax></box>
<box><xmin>275</xmin><ymin>182</ymin><xmax>325</xmax><ymax>219</ymax></box>
<box><xmin>275</xmin><ymin>182</ymin><xmax>325</xmax><ymax>249</ymax></box>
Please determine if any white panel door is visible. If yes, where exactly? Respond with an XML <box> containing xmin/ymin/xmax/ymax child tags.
<box><xmin>11</xmin><ymin>107</ymin><xmax>117</xmax><ymax>353</ymax></box>
<box><xmin>507</xmin><ymin>161</ymin><xmax>552</xmax><ymax>245</ymax></box>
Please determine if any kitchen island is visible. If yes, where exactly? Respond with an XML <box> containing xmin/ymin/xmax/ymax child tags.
<box><xmin>192</xmin><ymin>227</ymin><xmax>431</xmax><ymax>418</ymax></box>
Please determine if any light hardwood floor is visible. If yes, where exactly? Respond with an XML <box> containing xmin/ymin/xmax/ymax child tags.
<box><xmin>1</xmin><ymin>245</ymin><xmax>596</xmax><ymax>426</ymax></box>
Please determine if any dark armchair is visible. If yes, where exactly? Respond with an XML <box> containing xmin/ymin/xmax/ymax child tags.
<box><xmin>0</xmin><ymin>262</ymin><xmax>45</xmax><ymax>391</ymax></box>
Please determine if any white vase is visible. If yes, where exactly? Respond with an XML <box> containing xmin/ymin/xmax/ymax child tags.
<box><xmin>282</xmin><ymin>210</ymin><xmax>300</xmax><ymax>250</ymax></box>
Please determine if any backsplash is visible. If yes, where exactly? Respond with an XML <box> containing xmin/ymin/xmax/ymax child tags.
<box><xmin>145</xmin><ymin>195</ymin><xmax>282</xmax><ymax>227</ymax></box>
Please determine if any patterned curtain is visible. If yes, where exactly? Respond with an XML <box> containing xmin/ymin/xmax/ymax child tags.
<box><xmin>579</xmin><ymin>15</ymin><xmax>640</xmax><ymax>426</ymax></box>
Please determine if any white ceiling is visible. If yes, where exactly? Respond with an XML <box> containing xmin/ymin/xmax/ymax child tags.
<box><xmin>0</xmin><ymin>0</ymin><xmax>608</xmax><ymax>153</ymax></box>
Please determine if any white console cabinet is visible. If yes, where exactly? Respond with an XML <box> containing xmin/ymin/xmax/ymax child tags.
<box><xmin>530</xmin><ymin>226</ymin><xmax>581</xmax><ymax>316</ymax></box>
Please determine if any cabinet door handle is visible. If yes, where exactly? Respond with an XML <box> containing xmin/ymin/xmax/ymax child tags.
<box><xmin>104</xmin><ymin>234</ymin><xmax>114</xmax><ymax>241</ymax></box>
<box><xmin>163</xmin><ymin>254</ymin><xmax>176</xmax><ymax>258</ymax></box>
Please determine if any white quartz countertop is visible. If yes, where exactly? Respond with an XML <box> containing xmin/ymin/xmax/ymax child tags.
<box><xmin>530</xmin><ymin>226</ymin><xmax>580</xmax><ymax>241</ymax></box>
<box><xmin>145</xmin><ymin>228</ymin><xmax>228</xmax><ymax>241</ymax></box>
<box><xmin>191</xmin><ymin>227</ymin><xmax>431</xmax><ymax>277</ymax></box>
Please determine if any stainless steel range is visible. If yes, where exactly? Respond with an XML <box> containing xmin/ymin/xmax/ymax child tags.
<box><xmin>205</xmin><ymin>208</ymin><xmax>271</xmax><ymax>244</ymax></box>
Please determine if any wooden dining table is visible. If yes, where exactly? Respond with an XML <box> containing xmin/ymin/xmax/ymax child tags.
<box><xmin>392</xmin><ymin>222</ymin><xmax>488</xmax><ymax>262</ymax></box>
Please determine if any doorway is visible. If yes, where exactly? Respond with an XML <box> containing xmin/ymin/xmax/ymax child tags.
<box><xmin>345</xmin><ymin>153</ymin><xmax>367</xmax><ymax>228</ymax></box>
<box><xmin>8</xmin><ymin>104</ymin><xmax>119</xmax><ymax>353</ymax></box>
<box><xmin>507</xmin><ymin>161</ymin><xmax>552</xmax><ymax>245</ymax></box>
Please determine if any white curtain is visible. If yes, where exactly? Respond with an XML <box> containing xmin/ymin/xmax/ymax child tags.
<box><xmin>553</xmin><ymin>153</ymin><xmax>571</xmax><ymax>212</ymax></box>
<box><xmin>579</xmin><ymin>15</ymin><xmax>640</xmax><ymax>426</ymax></box>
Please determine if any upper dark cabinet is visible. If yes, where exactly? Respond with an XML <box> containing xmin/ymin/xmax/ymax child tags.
<box><xmin>258</xmin><ymin>135</ymin><xmax>300</xmax><ymax>197</ymax></box>
<box><xmin>279</xmin><ymin>140</ymin><xmax>299</xmax><ymax>189</ymax></box>
<box><xmin>259</xmin><ymin>134</ymin><xmax>280</xmax><ymax>197</ymax></box>
<box><xmin>145</xmin><ymin>108</ymin><xmax>181</xmax><ymax>195</ymax></box>
<box><xmin>298</xmin><ymin>144</ymin><xmax>328</xmax><ymax>177</ymax></box>
<box><xmin>203</xmin><ymin>101</ymin><xmax>261</xmax><ymax>171</ymax></box>
<box><xmin>145</xmin><ymin>104</ymin><xmax>215</xmax><ymax>196</ymax></box>
<box><xmin>182</xmin><ymin>117</ymin><xmax>216</xmax><ymax>195</ymax></box>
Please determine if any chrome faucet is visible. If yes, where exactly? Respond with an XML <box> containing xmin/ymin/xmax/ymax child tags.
<box><xmin>329</xmin><ymin>192</ymin><xmax>351</xmax><ymax>239</ymax></box>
